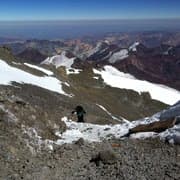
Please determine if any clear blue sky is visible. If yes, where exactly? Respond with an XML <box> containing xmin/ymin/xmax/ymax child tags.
<box><xmin>0</xmin><ymin>0</ymin><xmax>180</xmax><ymax>20</ymax></box>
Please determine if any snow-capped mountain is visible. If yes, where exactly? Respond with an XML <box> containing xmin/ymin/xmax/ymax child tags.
<box><xmin>41</xmin><ymin>51</ymin><xmax>76</xmax><ymax>68</ymax></box>
<box><xmin>87</xmin><ymin>41</ymin><xmax>128</xmax><ymax>63</ymax></box>
<box><xmin>86</xmin><ymin>41</ymin><xmax>140</xmax><ymax>63</ymax></box>
<box><xmin>85</xmin><ymin>42</ymin><xmax>180</xmax><ymax>91</ymax></box>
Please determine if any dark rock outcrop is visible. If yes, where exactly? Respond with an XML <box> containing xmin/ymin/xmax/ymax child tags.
<box><xmin>17</xmin><ymin>48</ymin><xmax>47</xmax><ymax>64</ymax></box>
<box><xmin>0</xmin><ymin>46</ymin><xmax>17</xmax><ymax>61</ymax></box>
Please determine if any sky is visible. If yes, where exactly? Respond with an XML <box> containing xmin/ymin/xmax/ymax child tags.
<box><xmin>0</xmin><ymin>0</ymin><xmax>180</xmax><ymax>21</ymax></box>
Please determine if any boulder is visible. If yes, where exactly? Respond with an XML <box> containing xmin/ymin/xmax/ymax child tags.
<box><xmin>90</xmin><ymin>144</ymin><xmax>117</xmax><ymax>165</ymax></box>
<box><xmin>129</xmin><ymin>118</ymin><xmax>176</xmax><ymax>134</ymax></box>
<box><xmin>99</xmin><ymin>149</ymin><xmax>117</xmax><ymax>164</ymax></box>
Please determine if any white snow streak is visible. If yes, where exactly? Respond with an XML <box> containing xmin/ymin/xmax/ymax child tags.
<box><xmin>129</xmin><ymin>42</ymin><xmax>140</xmax><ymax>52</ymax></box>
<box><xmin>96</xmin><ymin>104</ymin><xmax>126</xmax><ymax>122</ymax></box>
<box><xmin>24</xmin><ymin>63</ymin><xmax>53</xmax><ymax>76</ymax></box>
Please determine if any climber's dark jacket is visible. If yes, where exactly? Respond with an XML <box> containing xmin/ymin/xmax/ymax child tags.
<box><xmin>72</xmin><ymin>106</ymin><xmax>86</xmax><ymax>122</ymax></box>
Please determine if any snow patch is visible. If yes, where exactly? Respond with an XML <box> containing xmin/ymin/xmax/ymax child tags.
<box><xmin>66</xmin><ymin>68</ymin><xmax>82</xmax><ymax>75</ymax></box>
<box><xmin>93</xmin><ymin>76</ymin><xmax>99</xmax><ymax>80</ymax></box>
<box><xmin>0</xmin><ymin>59</ymin><xmax>69</xmax><ymax>96</ymax></box>
<box><xmin>41</xmin><ymin>51</ymin><xmax>75</xmax><ymax>69</ymax></box>
<box><xmin>55</xmin><ymin>115</ymin><xmax>180</xmax><ymax>145</ymax></box>
<box><xmin>41</xmin><ymin>51</ymin><xmax>81</xmax><ymax>75</ymax></box>
<box><xmin>55</xmin><ymin>117</ymin><xmax>131</xmax><ymax>145</ymax></box>
<box><xmin>93</xmin><ymin>66</ymin><xmax>180</xmax><ymax>105</ymax></box>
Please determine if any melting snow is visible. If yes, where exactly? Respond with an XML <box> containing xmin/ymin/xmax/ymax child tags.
<box><xmin>0</xmin><ymin>59</ymin><xmax>69</xmax><ymax>96</ymax></box>
<box><xmin>55</xmin><ymin>115</ymin><xmax>180</xmax><ymax>146</ymax></box>
<box><xmin>93</xmin><ymin>66</ymin><xmax>180</xmax><ymax>105</ymax></box>
<box><xmin>55</xmin><ymin>117</ymin><xmax>131</xmax><ymax>145</ymax></box>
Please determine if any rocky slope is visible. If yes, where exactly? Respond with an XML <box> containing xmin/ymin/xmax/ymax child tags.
<box><xmin>1</xmin><ymin>136</ymin><xmax>179</xmax><ymax>180</ymax></box>
<box><xmin>0</xmin><ymin>84</ymin><xmax>179</xmax><ymax>180</ymax></box>
<box><xmin>0</xmin><ymin>44</ymin><xmax>180</xmax><ymax>180</ymax></box>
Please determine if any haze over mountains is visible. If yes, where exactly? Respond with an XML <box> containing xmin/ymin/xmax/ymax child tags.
<box><xmin>0</xmin><ymin>19</ymin><xmax>180</xmax><ymax>39</ymax></box>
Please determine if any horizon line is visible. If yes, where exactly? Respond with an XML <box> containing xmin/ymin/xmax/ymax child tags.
<box><xmin>0</xmin><ymin>17</ymin><xmax>180</xmax><ymax>22</ymax></box>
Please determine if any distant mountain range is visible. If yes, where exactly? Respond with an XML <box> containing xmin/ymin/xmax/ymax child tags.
<box><xmin>1</xmin><ymin>31</ymin><xmax>180</xmax><ymax>92</ymax></box>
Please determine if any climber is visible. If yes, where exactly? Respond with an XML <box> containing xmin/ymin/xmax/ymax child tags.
<box><xmin>72</xmin><ymin>105</ymin><xmax>86</xmax><ymax>123</ymax></box>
